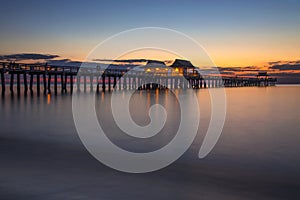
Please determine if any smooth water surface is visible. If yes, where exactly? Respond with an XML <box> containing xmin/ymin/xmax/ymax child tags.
<box><xmin>0</xmin><ymin>86</ymin><xmax>300</xmax><ymax>199</ymax></box>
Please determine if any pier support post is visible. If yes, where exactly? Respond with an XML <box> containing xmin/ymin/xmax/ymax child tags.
<box><xmin>43</xmin><ymin>73</ymin><xmax>47</xmax><ymax>95</ymax></box>
<box><xmin>83</xmin><ymin>75</ymin><xmax>87</xmax><ymax>92</ymax></box>
<box><xmin>102</xmin><ymin>75</ymin><xmax>105</xmax><ymax>92</ymax></box>
<box><xmin>77</xmin><ymin>75</ymin><xmax>80</xmax><ymax>92</ymax></box>
<box><xmin>174</xmin><ymin>77</ymin><xmax>178</xmax><ymax>88</ymax></box>
<box><xmin>37</xmin><ymin>75</ymin><xmax>41</xmax><ymax>95</ymax></box>
<box><xmin>108</xmin><ymin>76</ymin><xmax>111</xmax><ymax>91</ymax></box>
<box><xmin>60</xmin><ymin>74</ymin><xmax>64</xmax><ymax>93</ymax></box>
<box><xmin>30</xmin><ymin>74</ymin><xmax>33</xmax><ymax>93</ymax></box>
<box><xmin>10</xmin><ymin>73</ymin><xmax>14</xmax><ymax>93</ymax></box>
<box><xmin>70</xmin><ymin>75</ymin><xmax>74</xmax><ymax>94</ymax></box>
<box><xmin>119</xmin><ymin>77</ymin><xmax>122</xmax><ymax>90</ymax></box>
<box><xmin>1</xmin><ymin>72</ymin><xmax>5</xmax><ymax>94</ymax></box>
<box><xmin>123</xmin><ymin>76</ymin><xmax>127</xmax><ymax>89</ymax></box>
<box><xmin>96</xmin><ymin>77</ymin><xmax>100</xmax><ymax>93</ymax></box>
<box><xmin>128</xmin><ymin>77</ymin><xmax>130</xmax><ymax>90</ymax></box>
<box><xmin>17</xmin><ymin>73</ymin><xmax>20</xmax><ymax>94</ymax></box>
<box><xmin>54</xmin><ymin>74</ymin><xmax>58</xmax><ymax>95</ymax></box>
<box><xmin>113</xmin><ymin>76</ymin><xmax>117</xmax><ymax>89</ymax></box>
<box><xmin>48</xmin><ymin>75</ymin><xmax>51</xmax><ymax>94</ymax></box>
<box><xmin>64</xmin><ymin>74</ymin><xmax>68</xmax><ymax>93</ymax></box>
<box><xmin>24</xmin><ymin>73</ymin><xmax>28</xmax><ymax>94</ymax></box>
<box><xmin>90</xmin><ymin>75</ymin><xmax>93</xmax><ymax>92</ymax></box>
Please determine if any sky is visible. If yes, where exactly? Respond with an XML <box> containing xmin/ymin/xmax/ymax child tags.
<box><xmin>0</xmin><ymin>0</ymin><xmax>299</xmax><ymax>68</ymax></box>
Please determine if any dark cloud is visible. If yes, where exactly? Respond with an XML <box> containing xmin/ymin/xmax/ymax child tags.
<box><xmin>218</xmin><ymin>66</ymin><xmax>259</xmax><ymax>72</ymax></box>
<box><xmin>270</xmin><ymin>64</ymin><xmax>300</xmax><ymax>71</ymax></box>
<box><xmin>93</xmin><ymin>59</ymin><xmax>153</xmax><ymax>63</ymax></box>
<box><xmin>47</xmin><ymin>59</ymin><xmax>140</xmax><ymax>69</ymax></box>
<box><xmin>268</xmin><ymin>60</ymin><xmax>300</xmax><ymax>66</ymax></box>
<box><xmin>272</xmin><ymin>72</ymin><xmax>300</xmax><ymax>77</ymax></box>
<box><xmin>47</xmin><ymin>59</ymin><xmax>82</xmax><ymax>67</ymax></box>
<box><xmin>268</xmin><ymin>61</ymin><xmax>283</xmax><ymax>65</ymax></box>
<box><xmin>93</xmin><ymin>59</ymin><xmax>173</xmax><ymax>66</ymax></box>
<box><xmin>220</xmin><ymin>71</ymin><xmax>236</xmax><ymax>75</ymax></box>
<box><xmin>243</xmin><ymin>66</ymin><xmax>260</xmax><ymax>71</ymax></box>
<box><xmin>218</xmin><ymin>67</ymin><xmax>242</xmax><ymax>72</ymax></box>
<box><xmin>0</xmin><ymin>53</ymin><xmax>59</xmax><ymax>61</ymax></box>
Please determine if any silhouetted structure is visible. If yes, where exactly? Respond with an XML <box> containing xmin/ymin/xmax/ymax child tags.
<box><xmin>170</xmin><ymin>59</ymin><xmax>197</xmax><ymax>76</ymax></box>
<box><xmin>257</xmin><ymin>72</ymin><xmax>270</xmax><ymax>86</ymax></box>
<box><xmin>0</xmin><ymin>61</ymin><xmax>277</xmax><ymax>96</ymax></box>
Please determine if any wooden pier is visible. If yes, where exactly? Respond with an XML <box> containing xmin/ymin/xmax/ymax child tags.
<box><xmin>0</xmin><ymin>62</ymin><xmax>277</xmax><ymax>96</ymax></box>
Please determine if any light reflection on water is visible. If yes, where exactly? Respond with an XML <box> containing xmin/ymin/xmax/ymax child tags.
<box><xmin>0</xmin><ymin>86</ymin><xmax>300</xmax><ymax>199</ymax></box>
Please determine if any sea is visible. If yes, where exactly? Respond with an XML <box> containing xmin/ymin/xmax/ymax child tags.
<box><xmin>0</xmin><ymin>86</ymin><xmax>300</xmax><ymax>199</ymax></box>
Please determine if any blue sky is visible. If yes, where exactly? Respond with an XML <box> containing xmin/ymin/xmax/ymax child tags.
<box><xmin>0</xmin><ymin>0</ymin><xmax>299</xmax><ymax>66</ymax></box>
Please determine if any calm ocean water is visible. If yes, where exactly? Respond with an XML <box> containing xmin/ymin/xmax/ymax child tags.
<box><xmin>0</xmin><ymin>86</ymin><xmax>300</xmax><ymax>199</ymax></box>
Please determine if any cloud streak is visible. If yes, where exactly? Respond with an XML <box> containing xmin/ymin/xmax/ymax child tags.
<box><xmin>93</xmin><ymin>59</ymin><xmax>152</xmax><ymax>63</ymax></box>
<box><xmin>269</xmin><ymin>64</ymin><xmax>300</xmax><ymax>71</ymax></box>
<box><xmin>93</xmin><ymin>58</ymin><xmax>172</xmax><ymax>65</ymax></box>
<box><xmin>0</xmin><ymin>53</ymin><xmax>59</xmax><ymax>61</ymax></box>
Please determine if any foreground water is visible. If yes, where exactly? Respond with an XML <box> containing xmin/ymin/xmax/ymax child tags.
<box><xmin>0</xmin><ymin>86</ymin><xmax>300</xmax><ymax>199</ymax></box>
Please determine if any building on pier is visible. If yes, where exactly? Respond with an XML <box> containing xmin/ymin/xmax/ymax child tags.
<box><xmin>170</xmin><ymin>59</ymin><xmax>198</xmax><ymax>76</ymax></box>
<box><xmin>144</xmin><ymin>60</ymin><xmax>169</xmax><ymax>74</ymax></box>
<box><xmin>257</xmin><ymin>72</ymin><xmax>271</xmax><ymax>86</ymax></box>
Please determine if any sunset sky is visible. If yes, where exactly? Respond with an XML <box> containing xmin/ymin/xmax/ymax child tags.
<box><xmin>0</xmin><ymin>0</ymin><xmax>299</xmax><ymax>68</ymax></box>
